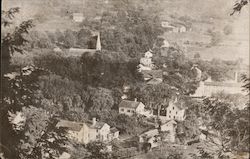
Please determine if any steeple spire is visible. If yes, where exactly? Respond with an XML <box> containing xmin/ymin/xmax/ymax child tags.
<box><xmin>96</xmin><ymin>32</ymin><xmax>101</xmax><ymax>51</ymax></box>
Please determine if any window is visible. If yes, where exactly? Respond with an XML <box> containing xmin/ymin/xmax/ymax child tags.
<box><xmin>173</xmin><ymin>107</ymin><xmax>174</xmax><ymax>110</ymax></box>
<box><xmin>132</xmin><ymin>110</ymin><xmax>135</xmax><ymax>113</ymax></box>
<box><xmin>174</xmin><ymin>116</ymin><xmax>175</xmax><ymax>119</ymax></box>
<box><xmin>169</xmin><ymin>110</ymin><xmax>171</xmax><ymax>114</ymax></box>
<box><xmin>176</xmin><ymin>112</ymin><xmax>177</xmax><ymax>115</ymax></box>
<box><xmin>127</xmin><ymin>110</ymin><xmax>130</xmax><ymax>113</ymax></box>
<box><xmin>96</xmin><ymin>129</ymin><xmax>99</xmax><ymax>133</ymax></box>
<box><xmin>121</xmin><ymin>108</ymin><xmax>124</xmax><ymax>112</ymax></box>
<box><xmin>169</xmin><ymin>115</ymin><xmax>171</xmax><ymax>118</ymax></box>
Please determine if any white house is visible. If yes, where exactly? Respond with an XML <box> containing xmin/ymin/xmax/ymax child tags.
<box><xmin>179</xmin><ymin>25</ymin><xmax>187</xmax><ymax>32</ymax></box>
<box><xmin>144</xmin><ymin>50</ymin><xmax>153</xmax><ymax>58</ymax></box>
<box><xmin>140</xmin><ymin>57</ymin><xmax>152</xmax><ymax>67</ymax></box>
<box><xmin>118</xmin><ymin>99</ymin><xmax>146</xmax><ymax>116</ymax></box>
<box><xmin>56</xmin><ymin>118</ymin><xmax>119</xmax><ymax>144</ymax></box>
<box><xmin>161</xmin><ymin>39</ymin><xmax>170</xmax><ymax>48</ymax></box>
<box><xmin>161</xmin><ymin>21</ymin><xmax>170</xmax><ymax>28</ymax></box>
<box><xmin>153</xmin><ymin>98</ymin><xmax>186</xmax><ymax>122</ymax></box>
<box><xmin>138</xmin><ymin>50</ymin><xmax>155</xmax><ymax>72</ymax></box>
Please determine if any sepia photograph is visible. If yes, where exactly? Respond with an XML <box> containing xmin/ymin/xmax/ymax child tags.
<box><xmin>1</xmin><ymin>0</ymin><xmax>249</xmax><ymax>158</ymax></box>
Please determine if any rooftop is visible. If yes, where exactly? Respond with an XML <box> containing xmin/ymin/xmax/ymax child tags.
<box><xmin>86</xmin><ymin>120</ymin><xmax>106</xmax><ymax>129</ymax></box>
<box><xmin>56</xmin><ymin>120</ymin><xmax>83</xmax><ymax>131</ymax></box>
<box><xmin>141</xmin><ymin>70</ymin><xmax>163</xmax><ymax>79</ymax></box>
<box><xmin>110</xmin><ymin>127</ymin><xmax>119</xmax><ymax>133</ymax></box>
<box><xmin>147</xmin><ymin>78</ymin><xmax>163</xmax><ymax>85</ymax></box>
<box><xmin>119</xmin><ymin>100</ymin><xmax>141</xmax><ymax>109</ymax></box>
<box><xmin>67</xmin><ymin>48</ymin><xmax>96</xmax><ymax>57</ymax></box>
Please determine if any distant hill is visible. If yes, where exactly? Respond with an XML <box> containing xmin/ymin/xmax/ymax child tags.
<box><xmin>2</xmin><ymin>0</ymin><xmax>249</xmax><ymax>64</ymax></box>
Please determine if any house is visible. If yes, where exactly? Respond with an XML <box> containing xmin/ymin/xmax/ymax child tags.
<box><xmin>161</xmin><ymin>39</ymin><xmax>170</xmax><ymax>48</ymax></box>
<box><xmin>121</xmin><ymin>84</ymin><xmax>131</xmax><ymax>100</ymax></box>
<box><xmin>179</xmin><ymin>25</ymin><xmax>187</xmax><ymax>32</ymax></box>
<box><xmin>139</xmin><ymin>120</ymin><xmax>177</xmax><ymax>147</ymax></box>
<box><xmin>138</xmin><ymin>50</ymin><xmax>155</xmax><ymax>72</ymax></box>
<box><xmin>144</xmin><ymin>50</ymin><xmax>153</xmax><ymax>58</ymax></box>
<box><xmin>140</xmin><ymin>57</ymin><xmax>153</xmax><ymax>67</ymax></box>
<box><xmin>56</xmin><ymin>118</ymin><xmax>119</xmax><ymax>144</ymax></box>
<box><xmin>53</xmin><ymin>47</ymin><xmax>62</xmax><ymax>53</ymax></box>
<box><xmin>141</xmin><ymin>70</ymin><xmax>163</xmax><ymax>84</ymax></box>
<box><xmin>72</xmin><ymin>13</ymin><xmax>84</xmax><ymax>22</ymax></box>
<box><xmin>152</xmin><ymin>98</ymin><xmax>186</xmax><ymax>122</ymax></box>
<box><xmin>161</xmin><ymin>21</ymin><xmax>170</xmax><ymax>28</ymax></box>
<box><xmin>118</xmin><ymin>99</ymin><xmax>146</xmax><ymax>116</ymax></box>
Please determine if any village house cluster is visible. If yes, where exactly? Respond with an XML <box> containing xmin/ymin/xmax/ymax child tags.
<box><xmin>56</xmin><ymin>118</ymin><xmax>119</xmax><ymax>144</ymax></box>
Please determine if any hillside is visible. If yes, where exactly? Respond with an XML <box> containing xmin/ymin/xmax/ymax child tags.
<box><xmin>2</xmin><ymin>0</ymin><xmax>249</xmax><ymax>64</ymax></box>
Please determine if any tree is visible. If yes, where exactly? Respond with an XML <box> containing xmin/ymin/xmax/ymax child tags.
<box><xmin>201</xmin><ymin>97</ymin><xmax>249</xmax><ymax>157</ymax></box>
<box><xmin>64</xmin><ymin>29</ymin><xmax>77</xmax><ymax>48</ymax></box>
<box><xmin>18</xmin><ymin>107</ymin><xmax>68</xmax><ymax>159</ymax></box>
<box><xmin>194</xmin><ymin>53</ymin><xmax>201</xmax><ymax>59</ymax></box>
<box><xmin>86</xmin><ymin>87</ymin><xmax>114</xmax><ymax>113</ymax></box>
<box><xmin>133</xmin><ymin>83</ymin><xmax>176</xmax><ymax>114</ymax></box>
<box><xmin>241</xmin><ymin>74</ymin><xmax>250</xmax><ymax>95</ymax></box>
<box><xmin>85</xmin><ymin>141</ymin><xmax>116</xmax><ymax>159</ymax></box>
<box><xmin>230</xmin><ymin>0</ymin><xmax>249</xmax><ymax>16</ymax></box>
<box><xmin>1</xmin><ymin>7</ymin><xmax>33</xmax><ymax>73</ymax></box>
<box><xmin>0</xmin><ymin>67</ymin><xmax>45</xmax><ymax>158</ymax></box>
<box><xmin>80</xmin><ymin>0</ymin><xmax>164</xmax><ymax>58</ymax></box>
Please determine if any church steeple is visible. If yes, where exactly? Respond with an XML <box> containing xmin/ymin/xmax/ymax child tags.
<box><xmin>96</xmin><ymin>32</ymin><xmax>101</xmax><ymax>51</ymax></box>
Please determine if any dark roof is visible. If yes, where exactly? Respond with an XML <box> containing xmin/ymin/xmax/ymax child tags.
<box><xmin>56</xmin><ymin>120</ymin><xmax>83</xmax><ymax>131</ymax></box>
<box><xmin>86</xmin><ymin>120</ymin><xmax>106</xmax><ymax>129</ymax></box>
<box><xmin>67</xmin><ymin>48</ymin><xmax>96</xmax><ymax>57</ymax></box>
<box><xmin>141</xmin><ymin>70</ymin><xmax>163</xmax><ymax>79</ymax></box>
<box><xmin>110</xmin><ymin>127</ymin><xmax>119</xmax><ymax>133</ymax></box>
<box><xmin>119</xmin><ymin>100</ymin><xmax>141</xmax><ymax>109</ymax></box>
<box><xmin>147</xmin><ymin>78</ymin><xmax>162</xmax><ymax>85</ymax></box>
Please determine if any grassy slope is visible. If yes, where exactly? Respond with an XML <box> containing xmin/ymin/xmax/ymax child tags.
<box><xmin>2</xmin><ymin>0</ymin><xmax>249</xmax><ymax>64</ymax></box>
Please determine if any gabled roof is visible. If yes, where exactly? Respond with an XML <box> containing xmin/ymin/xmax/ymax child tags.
<box><xmin>56</xmin><ymin>119</ymin><xmax>109</xmax><ymax>131</ymax></box>
<box><xmin>147</xmin><ymin>78</ymin><xmax>162</xmax><ymax>85</ymax></box>
<box><xmin>86</xmin><ymin>120</ymin><xmax>106</xmax><ymax>130</ymax></box>
<box><xmin>162</xmin><ymin>119</ymin><xmax>177</xmax><ymax>126</ymax></box>
<box><xmin>56</xmin><ymin>120</ymin><xmax>83</xmax><ymax>131</ymax></box>
<box><xmin>110</xmin><ymin>127</ymin><xmax>119</xmax><ymax>133</ymax></box>
<box><xmin>119</xmin><ymin>100</ymin><xmax>141</xmax><ymax>109</ymax></box>
<box><xmin>141</xmin><ymin>70</ymin><xmax>163</xmax><ymax>79</ymax></box>
<box><xmin>67</xmin><ymin>48</ymin><xmax>96</xmax><ymax>57</ymax></box>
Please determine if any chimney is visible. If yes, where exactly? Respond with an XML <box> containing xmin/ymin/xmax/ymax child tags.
<box><xmin>92</xmin><ymin>117</ymin><xmax>96</xmax><ymax>126</ymax></box>
<box><xmin>96</xmin><ymin>32</ymin><xmax>101</xmax><ymax>51</ymax></box>
<box><xmin>134</xmin><ymin>98</ymin><xmax>137</xmax><ymax>102</ymax></box>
